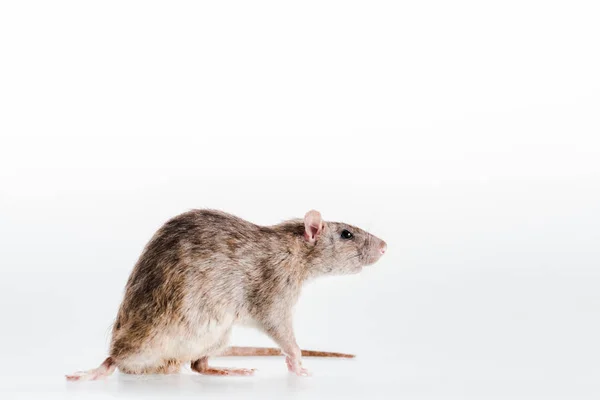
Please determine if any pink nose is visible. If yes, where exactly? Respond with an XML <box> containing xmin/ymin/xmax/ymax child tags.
<box><xmin>380</xmin><ymin>241</ymin><xmax>387</xmax><ymax>254</ymax></box>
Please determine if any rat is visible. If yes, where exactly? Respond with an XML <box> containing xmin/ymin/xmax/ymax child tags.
<box><xmin>66</xmin><ymin>209</ymin><xmax>386</xmax><ymax>380</ymax></box>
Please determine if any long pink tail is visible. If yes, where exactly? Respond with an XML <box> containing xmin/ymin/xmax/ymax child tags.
<box><xmin>66</xmin><ymin>357</ymin><xmax>116</xmax><ymax>381</ymax></box>
<box><xmin>221</xmin><ymin>346</ymin><xmax>355</xmax><ymax>358</ymax></box>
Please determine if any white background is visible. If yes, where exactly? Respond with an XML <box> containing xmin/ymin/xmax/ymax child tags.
<box><xmin>1</xmin><ymin>1</ymin><xmax>599</xmax><ymax>399</ymax></box>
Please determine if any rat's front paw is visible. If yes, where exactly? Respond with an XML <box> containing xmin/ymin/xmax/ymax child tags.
<box><xmin>293</xmin><ymin>367</ymin><xmax>311</xmax><ymax>377</ymax></box>
<box><xmin>285</xmin><ymin>356</ymin><xmax>311</xmax><ymax>377</ymax></box>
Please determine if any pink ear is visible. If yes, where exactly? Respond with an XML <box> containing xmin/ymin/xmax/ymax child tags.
<box><xmin>304</xmin><ymin>210</ymin><xmax>324</xmax><ymax>244</ymax></box>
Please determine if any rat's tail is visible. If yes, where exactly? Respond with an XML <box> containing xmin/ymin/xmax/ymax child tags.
<box><xmin>221</xmin><ymin>346</ymin><xmax>355</xmax><ymax>358</ymax></box>
<box><xmin>66</xmin><ymin>357</ymin><xmax>116</xmax><ymax>381</ymax></box>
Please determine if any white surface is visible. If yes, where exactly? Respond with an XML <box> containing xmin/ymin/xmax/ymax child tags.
<box><xmin>1</xmin><ymin>1</ymin><xmax>600</xmax><ymax>399</ymax></box>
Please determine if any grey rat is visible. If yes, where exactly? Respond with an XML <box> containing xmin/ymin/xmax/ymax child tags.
<box><xmin>66</xmin><ymin>209</ymin><xmax>386</xmax><ymax>380</ymax></box>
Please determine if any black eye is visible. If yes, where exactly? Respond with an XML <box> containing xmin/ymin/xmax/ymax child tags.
<box><xmin>341</xmin><ymin>230</ymin><xmax>353</xmax><ymax>239</ymax></box>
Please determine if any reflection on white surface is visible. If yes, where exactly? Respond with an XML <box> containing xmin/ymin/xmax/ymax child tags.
<box><xmin>3</xmin><ymin>353</ymin><xmax>600</xmax><ymax>399</ymax></box>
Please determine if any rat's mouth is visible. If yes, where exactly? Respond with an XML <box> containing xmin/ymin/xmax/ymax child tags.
<box><xmin>363</xmin><ymin>251</ymin><xmax>384</xmax><ymax>266</ymax></box>
<box><xmin>353</xmin><ymin>248</ymin><xmax>384</xmax><ymax>267</ymax></box>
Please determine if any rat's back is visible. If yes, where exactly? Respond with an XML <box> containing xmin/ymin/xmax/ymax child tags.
<box><xmin>109</xmin><ymin>209</ymin><xmax>262</xmax><ymax>374</ymax></box>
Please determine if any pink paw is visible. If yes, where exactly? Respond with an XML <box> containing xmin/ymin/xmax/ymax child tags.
<box><xmin>285</xmin><ymin>356</ymin><xmax>311</xmax><ymax>377</ymax></box>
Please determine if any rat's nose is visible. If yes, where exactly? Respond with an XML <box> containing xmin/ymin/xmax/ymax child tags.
<box><xmin>379</xmin><ymin>241</ymin><xmax>387</xmax><ymax>255</ymax></box>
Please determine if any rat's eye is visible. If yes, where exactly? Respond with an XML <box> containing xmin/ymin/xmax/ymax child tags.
<box><xmin>341</xmin><ymin>230</ymin><xmax>353</xmax><ymax>240</ymax></box>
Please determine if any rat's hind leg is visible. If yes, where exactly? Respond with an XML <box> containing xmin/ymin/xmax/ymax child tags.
<box><xmin>144</xmin><ymin>359</ymin><xmax>182</xmax><ymax>374</ymax></box>
<box><xmin>190</xmin><ymin>328</ymin><xmax>256</xmax><ymax>376</ymax></box>
<box><xmin>191</xmin><ymin>357</ymin><xmax>256</xmax><ymax>376</ymax></box>
<box><xmin>116</xmin><ymin>355</ymin><xmax>182</xmax><ymax>375</ymax></box>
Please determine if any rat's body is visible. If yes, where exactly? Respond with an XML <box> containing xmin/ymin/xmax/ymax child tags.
<box><xmin>67</xmin><ymin>209</ymin><xmax>386</xmax><ymax>380</ymax></box>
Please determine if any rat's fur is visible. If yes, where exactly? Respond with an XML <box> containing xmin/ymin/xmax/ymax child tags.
<box><xmin>67</xmin><ymin>209</ymin><xmax>386</xmax><ymax>379</ymax></box>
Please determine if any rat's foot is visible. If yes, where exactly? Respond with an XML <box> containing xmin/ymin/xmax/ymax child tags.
<box><xmin>66</xmin><ymin>357</ymin><xmax>116</xmax><ymax>381</ymax></box>
<box><xmin>191</xmin><ymin>357</ymin><xmax>256</xmax><ymax>376</ymax></box>
<box><xmin>66</xmin><ymin>369</ymin><xmax>103</xmax><ymax>381</ymax></box>
<box><xmin>285</xmin><ymin>356</ymin><xmax>311</xmax><ymax>377</ymax></box>
<box><xmin>196</xmin><ymin>367</ymin><xmax>256</xmax><ymax>376</ymax></box>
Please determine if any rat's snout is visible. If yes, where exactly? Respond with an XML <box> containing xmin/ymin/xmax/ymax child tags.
<box><xmin>379</xmin><ymin>241</ymin><xmax>387</xmax><ymax>255</ymax></box>
<box><xmin>364</xmin><ymin>236</ymin><xmax>387</xmax><ymax>265</ymax></box>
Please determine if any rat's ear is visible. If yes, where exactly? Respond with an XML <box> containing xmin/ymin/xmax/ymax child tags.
<box><xmin>304</xmin><ymin>210</ymin><xmax>324</xmax><ymax>244</ymax></box>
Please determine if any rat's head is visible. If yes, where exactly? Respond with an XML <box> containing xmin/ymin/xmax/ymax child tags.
<box><xmin>302</xmin><ymin>210</ymin><xmax>387</xmax><ymax>276</ymax></box>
